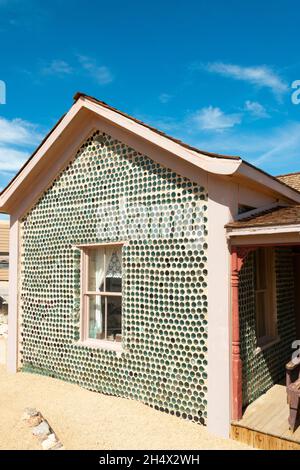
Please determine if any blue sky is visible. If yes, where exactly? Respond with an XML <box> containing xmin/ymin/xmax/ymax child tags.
<box><xmin>1</xmin><ymin>0</ymin><xmax>300</xmax><ymax>193</ymax></box>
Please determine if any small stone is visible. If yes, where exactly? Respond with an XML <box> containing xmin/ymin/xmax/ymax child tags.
<box><xmin>22</xmin><ymin>407</ymin><xmax>39</xmax><ymax>421</ymax></box>
<box><xmin>32</xmin><ymin>420</ymin><xmax>50</xmax><ymax>437</ymax></box>
<box><xmin>27</xmin><ymin>414</ymin><xmax>43</xmax><ymax>427</ymax></box>
<box><xmin>41</xmin><ymin>433</ymin><xmax>57</xmax><ymax>450</ymax></box>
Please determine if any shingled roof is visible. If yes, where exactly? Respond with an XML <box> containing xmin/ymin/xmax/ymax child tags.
<box><xmin>227</xmin><ymin>205</ymin><xmax>300</xmax><ymax>229</ymax></box>
<box><xmin>227</xmin><ymin>172</ymin><xmax>300</xmax><ymax>231</ymax></box>
<box><xmin>277</xmin><ymin>172</ymin><xmax>300</xmax><ymax>192</ymax></box>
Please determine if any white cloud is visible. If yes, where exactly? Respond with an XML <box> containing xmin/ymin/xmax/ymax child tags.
<box><xmin>38</xmin><ymin>55</ymin><xmax>114</xmax><ymax>85</ymax></box>
<box><xmin>0</xmin><ymin>117</ymin><xmax>42</xmax><ymax>146</ymax></box>
<box><xmin>159</xmin><ymin>93</ymin><xmax>172</xmax><ymax>104</ymax></box>
<box><xmin>41</xmin><ymin>60</ymin><xmax>73</xmax><ymax>76</ymax></box>
<box><xmin>191</xmin><ymin>106</ymin><xmax>241</xmax><ymax>131</ymax></box>
<box><xmin>204</xmin><ymin>62</ymin><xmax>288</xmax><ymax>96</ymax></box>
<box><xmin>244</xmin><ymin>100</ymin><xmax>269</xmax><ymax>118</ymax></box>
<box><xmin>0</xmin><ymin>116</ymin><xmax>43</xmax><ymax>173</ymax></box>
<box><xmin>0</xmin><ymin>146</ymin><xmax>29</xmax><ymax>171</ymax></box>
<box><xmin>78</xmin><ymin>55</ymin><xmax>114</xmax><ymax>85</ymax></box>
<box><xmin>186</xmin><ymin>120</ymin><xmax>300</xmax><ymax>173</ymax></box>
<box><xmin>135</xmin><ymin>110</ymin><xmax>300</xmax><ymax>172</ymax></box>
<box><xmin>253</xmin><ymin>122</ymin><xmax>300</xmax><ymax>165</ymax></box>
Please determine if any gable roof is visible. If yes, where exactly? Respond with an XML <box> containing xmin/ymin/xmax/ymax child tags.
<box><xmin>1</xmin><ymin>92</ymin><xmax>300</xmax><ymax>215</ymax></box>
<box><xmin>1</xmin><ymin>94</ymin><xmax>242</xmax><ymax>201</ymax></box>
<box><xmin>277</xmin><ymin>172</ymin><xmax>300</xmax><ymax>192</ymax></box>
<box><xmin>73</xmin><ymin>93</ymin><xmax>241</xmax><ymax>162</ymax></box>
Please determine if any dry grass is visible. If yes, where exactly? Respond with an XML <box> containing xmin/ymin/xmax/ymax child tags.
<box><xmin>0</xmin><ymin>365</ymin><xmax>251</xmax><ymax>450</ymax></box>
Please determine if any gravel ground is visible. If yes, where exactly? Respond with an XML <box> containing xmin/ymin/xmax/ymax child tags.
<box><xmin>0</xmin><ymin>365</ymin><xmax>251</xmax><ymax>450</ymax></box>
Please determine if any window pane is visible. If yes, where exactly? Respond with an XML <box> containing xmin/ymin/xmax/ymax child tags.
<box><xmin>88</xmin><ymin>295</ymin><xmax>122</xmax><ymax>342</ymax></box>
<box><xmin>88</xmin><ymin>295</ymin><xmax>105</xmax><ymax>340</ymax></box>
<box><xmin>88</xmin><ymin>249</ymin><xmax>105</xmax><ymax>292</ymax></box>
<box><xmin>105</xmin><ymin>247</ymin><xmax>122</xmax><ymax>292</ymax></box>
<box><xmin>107</xmin><ymin>296</ymin><xmax>122</xmax><ymax>341</ymax></box>
<box><xmin>256</xmin><ymin>291</ymin><xmax>267</xmax><ymax>339</ymax></box>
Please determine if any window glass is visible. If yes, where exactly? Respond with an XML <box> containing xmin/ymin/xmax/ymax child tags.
<box><xmin>88</xmin><ymin>295</ymin><xmax>105</xmax><ymax>339</ymax></box>
<box><xmin>88</xmin><ymin>249</ymin><xmax>105</xmax><ymax>292</ymax></box>
<box><xmin>106</xmin><ymin>296</ymin><xmax>122</xmax><ymax>341</ymax></box>
<box><xmin>105</xmin><ymin>248</ymin><xmax>122</xmax><ymax>292</ymax></box>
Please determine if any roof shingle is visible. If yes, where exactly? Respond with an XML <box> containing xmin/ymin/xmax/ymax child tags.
<box><xmin>227</xmin><ymin>205</ymin><xmax>300</xmax><ymax>229</ymax></box>
<box><xmin>277</xmin><ymin>172</ymin><xmax>300</xmax><ymax>192</ymax></box>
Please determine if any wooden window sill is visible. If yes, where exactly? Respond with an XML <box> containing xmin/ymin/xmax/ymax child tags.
<box><xmin>75</xmin><ymin>339</ymin><xmax>123</xmax><ymax>355</ymax></box>
<box><xmin>254</xmin><ymin>336</ymin><xmax>281</xmax><ymax>356</ymax></box>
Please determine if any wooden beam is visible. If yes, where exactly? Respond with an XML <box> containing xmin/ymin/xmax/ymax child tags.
<box><xmin>231</xmin><ymin>424</ymin><xmax>300</xmax><ymax>450</ymax></box>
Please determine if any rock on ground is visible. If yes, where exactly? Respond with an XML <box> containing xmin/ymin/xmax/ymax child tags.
<box><xmin>32</xmin><ymin>421</ymin><xmax>50</xmax><ymax>437</ymax></box>
<box><xmin>42</xmin><ymin>433</ymin><xmax>58</xmax><ymax>450</ymax></box>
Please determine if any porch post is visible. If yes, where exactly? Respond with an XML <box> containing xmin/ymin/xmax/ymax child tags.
<box><xmin>231</xmin><ymin>246</ymin><xmax>243</xmax><ymax>421</ymax></box>
<box><xmin>231</xmin><ymin>246</ymin><xmax>255</xmax><ymax>421</ymax></box>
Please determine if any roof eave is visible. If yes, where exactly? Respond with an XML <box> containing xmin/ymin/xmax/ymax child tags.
<box><xmin>0</xmin><ymin>95</ymin><xmax>244</xmax><ymax>214</ymax></box>
<box><xmin>227</xmin><ymin>223</ymin><xmax>300</xmax><ymax>237</ymax></box>
<box><xmin>236</xmin><ymin>161</ymin><xmax>300</xmax><ymax>203</ymax></box>
<box><xmin>77</xmin><ymin>95</ymin><xmax>242</xmax><ymax>176</ymax></box>
<box><xmin>1</xmin><ymin>93</ymin><xmax>300</xmax><ymax>215</ymax></box>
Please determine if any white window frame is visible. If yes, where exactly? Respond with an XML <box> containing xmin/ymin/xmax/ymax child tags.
<box><xmin>78</xmin><ymin>241</ymin><xmax>124</xmax><ymax>352</ymax></box>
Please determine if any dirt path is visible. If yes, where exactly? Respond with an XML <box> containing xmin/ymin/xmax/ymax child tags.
<box><xmin>0</xmin><ymin>365</ymin><xmax>251</xmax><ymax>450</ymax></box>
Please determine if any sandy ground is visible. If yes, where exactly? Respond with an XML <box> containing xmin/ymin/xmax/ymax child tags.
<box><xmin>0</xmin><ymin>365</ymin><xmax>251</xmax><ymax>450</ymax></box>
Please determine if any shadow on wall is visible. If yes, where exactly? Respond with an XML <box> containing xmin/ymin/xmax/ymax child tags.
<box><xmin>239</xmin><ymin>248</ymin><xmax>297</xmax><ymax>408</ymax></box>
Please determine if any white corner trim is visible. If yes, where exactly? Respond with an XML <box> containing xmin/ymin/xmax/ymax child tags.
<box><xmin>7</xmin><ymin>216</ymin><xmax>19</xmax><ymax>373</ymax></box>
<box><xmin>207</xmin><ymin>175</ymin><xmax>236</xmax><ymax>439</ymax></box>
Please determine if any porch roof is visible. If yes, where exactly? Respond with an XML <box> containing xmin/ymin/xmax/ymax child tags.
<box><xmin>227</xmin><ymin>205</ymin><xmax>300</xmax><ymax>230</ymax></box>
<box><xmin>226</xmin><ymin>204</ymin><xmax>300</xmax><ymax>243</ymax></box>
<box><xmin>277</xmin><ymin>171</ymin><xmax>300</xmax><ymax>192</ymax></box>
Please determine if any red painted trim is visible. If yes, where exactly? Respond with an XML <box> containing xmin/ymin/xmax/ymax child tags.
<box><xmin>231</xmin><ymin>246</ymin><xmax>256</xmax><ymax>421</ymax></box>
